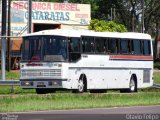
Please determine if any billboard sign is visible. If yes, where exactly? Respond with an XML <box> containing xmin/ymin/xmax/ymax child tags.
<box><xmin>11</xmin><ymin>1</ymin><xmax>91</xmax><ymax>25</ymax></box>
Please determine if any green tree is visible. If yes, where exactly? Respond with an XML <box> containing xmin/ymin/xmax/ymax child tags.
<box><xmin>88</xmin><ymin>19</ymin><xmax>127</xmax><ymax>32</ymax></box>
<box><xmin>34</xmin><ymin>0</ymin><xmax>160</xmax><ymax>34</ymax></box>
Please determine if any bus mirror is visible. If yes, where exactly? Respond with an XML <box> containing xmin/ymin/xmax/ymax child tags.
<box><xmin>107</xmin><ymin>50</ymin><xmax>111</xmax><ymax>54</ymax></box>
<box><xmin>20</xmin><ymin>44</ymin><xmax>22</xmax><ymax>55</ymax></box>
<box><xmin>131</xmin><ymin>51</ymin><xmax>134</xmax><ymax>55</ymax></box>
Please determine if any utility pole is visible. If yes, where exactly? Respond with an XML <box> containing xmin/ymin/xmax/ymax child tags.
<box><xmin>111</xmin><ymin>8</ymin><xmax>112</xmax><ymax>21</ymax></box>
<box><xmin>113</xmin><ymin>8</ymin><xmax>116</xmax><ymax>21</ymax></box>
<box><xmin>7</xmin><ymin>0</ymin><xmax>11</xmax><ymax>71</ymax></box>
<box><xmin>28</xmin><ymin>0</ymin><xmax>32</xmax><ymax>33</ymax></box>
<box><xmin>132</xmin><ymin>15</ymin><xmax>135</xmax><ymax>32</ymax></box>
<box><xmin>141</xmin><ymin>0</ymin><xmax>144</xmax><ymax>33</ymax></box>
<box><xmin>64</xmin><ymin>0</ymin><xmax>69</xmax><ymax>3</ymax></box>
<box><xmin>154</xmin><ymin>22</ymin><xmax>159</xmax><ymax>60</ymax></box>
<box><xmin>1</xmin><ymin>0</ymin><xmax>7</xmax><ymax>80</ymax></box>
<box><xmin>131</xmin><ymin>8</ymin><xmax>135</xmax><ymax>32</ymax></box>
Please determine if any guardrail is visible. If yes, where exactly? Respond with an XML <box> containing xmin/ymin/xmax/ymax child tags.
<box><xmin>0</xmin><ymin>80</ymin><xmax>20</xmax><ymax>93</ymax></box>
<box><xmin>152</xmin><ymin>83</ymin><xmax>160</xmax><ymax>89</ymax></box>
<box><xmin>0</xmin><ymin>80</ymin><xmax>20</xmax><ymax>85</ymax></box>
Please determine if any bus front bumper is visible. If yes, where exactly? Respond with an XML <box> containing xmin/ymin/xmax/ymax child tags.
<box><xmin>20</xmin><ymin>79</ymin><xmax>67</xmax><ymax>89</ymax></box>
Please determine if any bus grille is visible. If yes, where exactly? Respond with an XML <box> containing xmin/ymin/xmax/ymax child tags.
<box><xmin>21</xmin><ymin>69</ymin><xmax>61</xmax><ymax>78</ymax></box>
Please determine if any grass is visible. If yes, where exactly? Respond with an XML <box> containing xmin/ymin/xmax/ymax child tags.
<box><xmin>154</xmin><ymin>72</ymin><xmax>160</xmax><ymax>84</ymax></box>
<box><xmin>0</xmin><ymin>86</ymin><xmax>35</xmax><ymax>94</ymax></box>
<box><xmin>0</xmin><ymin>93</ymin><xmax>160</xmax><ymax>112</ymax></box>
<box><xmin>0</xmin><ymin>85</ymin><xmax>160</xmax><ymax>95</ymax></box>
<box><xmin>6</xmin><ymin>71</ymin><xmax>20</xmax><ymax>80</ymax></box>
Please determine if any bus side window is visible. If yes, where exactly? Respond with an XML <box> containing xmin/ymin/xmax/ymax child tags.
<box><xmin>68</xmin><ymin>39</ymin><xmax>74</xmax><ymax>52</ymax></box>
<box><xmin>120</xmin><ymin>39</ymin><xmax>130</xmax><ymax>54</ymax></box>
<box><xmin>132</xmin><ymin>39</ymin><xmax>142</xmax><ymax>55</ymax></box>
<box><xmin>143</xmin><ymin>40</ymin><xmax>151</xmax><ymax>56</ymax></box>
<box><xmin>68</xmin><ymin>38</ymin><xmax>81</xmax><ymax>62</ymax></box>
<box><xmin>105</xmin><ymin>38</ymin><xmax>110</xmax><ymax>54</ymax></box>
<box><xmin>148</xmin><ymin>41</ymin><xmax>151</xmax><ymax>55</ymax></box>
<box><xmin>95</xmin><ymin>37</ymin><xmax>106</xmax><ymax>54</ymax></box>
<box><xmin>82</xmin><ymin>37</ymin><xmax>95</xmax><ymax>53</ymax></box>
<box><xmin>103</xmin><ymin>38</ymin><xmax>109</xmax><ymax>53</ymax></box>
<box><xmin>128</xmin><ymin>40</ymin><xmax>132</xmax><ymax>54</ymax></box>
<box><xmin>108</xmin><ymin>38</ymin><xmax>119</xmax><ymax>54</ymax></box>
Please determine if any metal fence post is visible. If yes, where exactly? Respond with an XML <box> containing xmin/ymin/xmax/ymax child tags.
<box><xmin>1</xmin><ymin>0</ymin><xmax>7</xmax><ymax>80</ymax></box>
<box><xmin>28</xmin><ymin>0</ymin><xmax>32</xmax><ymax>33</ymax></box>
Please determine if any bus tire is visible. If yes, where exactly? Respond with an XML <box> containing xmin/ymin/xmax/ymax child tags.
<box><xmin>120</xmin><ymin>76</ymin><xmax>137</xmax><ymax>93</ymax></box>
<box><xmin>76</xmin><ymin>74</ymin><xmax>87</xmax><ymax>93</ymax></box>
<box><xmin>128</xmin><ymin>76</ymin><xmax>137</xmax><ymax>92</ymax></box>
<box><xmin>36</xmin><ymin>88</ymin><xmax>46</xmax><ymax>94</ymax></box>
<box><xmin>77</xmin><ymin>78</ymin><xmax>85</xmax><ymax>93</ymax></box>
<box><xmin>90</xmin><ymin>89</ymin><xmax>106</xmax><ymax>93</ymax></box>
<box><xmin>46</xmin><ymin>89</ymin><xmax>56</xmax><ymax>93</ymax></box>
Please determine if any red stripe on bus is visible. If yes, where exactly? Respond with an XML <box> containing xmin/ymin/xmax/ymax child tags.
<box><xmin>110</xmin><ymin>55</ymin><xmax>153</xmax><ymax>61</ymax></box>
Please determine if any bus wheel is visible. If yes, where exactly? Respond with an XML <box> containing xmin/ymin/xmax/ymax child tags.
<box><xmin>90</xmin><ymin>89</ymin><xmax>106</xmax><ymax>93</ymax></box>
<box><xmin>77</xmin><ymin>79</ymin><xmax>85</xmax><ymax>93</ymax></box>
<box><xmin>36</xmin><ymin>88</ymin><xmax>46</xmax><ymax>94</ymax></box>
<box><xmin>129</xmin><ymin>77</ymin><xmax>136</xmax><ymax>92</ymax></box>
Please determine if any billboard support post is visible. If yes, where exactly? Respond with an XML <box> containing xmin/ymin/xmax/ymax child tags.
<box><xmin>1</xmin><ymin>0</ymin><xmax>7</xmax><ymax>80</ymax></box>
<box><xmin>28</xmin><ymin>0</ymin><xmax>32</xmax><ymax>33</ymax></box>
<box><xmin>7</xmin><ymin>0</ymin><xmax>11</xmax><ymax>72</ymax></box>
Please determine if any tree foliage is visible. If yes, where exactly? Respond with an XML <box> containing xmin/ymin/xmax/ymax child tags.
<box><xmin>34</xmin><ymin>0</ymin><xmax>159</xmax><ymax>34</ymax></box>
<box><xmin>88</xmin><ymin>19</ymin><xmax>127</xmax><ymax>32</ymax></box>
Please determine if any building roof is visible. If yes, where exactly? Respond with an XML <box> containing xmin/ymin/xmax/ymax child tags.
<box><xmin>11</xmin><ymin>38</ymin><xmax>22</xmax><ymax>51</ymax></box>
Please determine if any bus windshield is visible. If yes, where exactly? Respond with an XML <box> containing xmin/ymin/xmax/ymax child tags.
<box><xmin>22</xmin><ymin>35</ymin><xmax>68</xmax><ymax>62</ymax></box>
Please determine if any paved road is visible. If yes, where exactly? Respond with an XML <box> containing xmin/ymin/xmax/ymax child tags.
<box><xmin>1</xmin><ymin>106</ymin><xmax>160</xmax><ymax>120</ymax></box>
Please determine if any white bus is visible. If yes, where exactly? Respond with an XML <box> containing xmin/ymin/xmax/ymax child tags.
<box><xmin>20</xmin><ymin>29</ymin><xmax>153</xmax><ymax>94</ymax></box>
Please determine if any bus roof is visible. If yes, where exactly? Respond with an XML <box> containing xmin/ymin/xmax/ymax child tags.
<box><xmin>23</xmin><ymin>29</ymin><xmax>92</xmax><ymax>38</ymax></box>
<box><xmin>81</xmin><ymin>32</ymin><xmax>151</xmax><ymax>40</ymax></box>
<box><xmin>23</xmin><ymin>29</ymin><xmax>151</xmax><ymax>40</ymax></box>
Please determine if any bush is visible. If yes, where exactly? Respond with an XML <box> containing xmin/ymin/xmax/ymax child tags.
<box><xmin>88</xmin><ymin>19</ymin><xmax>128</xmax><ymax>32</ymax></box>
<box><xmin>154</xmin><ymin>62</ymin><xmax>160</xmax><ymax>69</ymax></box>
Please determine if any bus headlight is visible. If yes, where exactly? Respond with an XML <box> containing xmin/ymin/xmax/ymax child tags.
<box><xmin>58</xmin><ymin>64</ymin><xmax>62</xmax><ymax>67</ymax></box>
<box><xmin>48</xmin><ymin>81</ymin><xmax>62</xmax><ymax>86</ymax></box>
<box><xmin>21</xmin><ymin>81</ymin><xmax>33</xmax><ymax>86</ymax></box>
<box><xmin>21</xmin><ymin>65</ymin><xmax>24</xmax><ymax>68</ymax></box>
<box><xmin>49</xmin><ymin>81</ymin><xmax>58</xmax><ymax>86</ymax></box>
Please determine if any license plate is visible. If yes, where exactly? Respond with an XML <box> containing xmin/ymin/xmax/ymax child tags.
<box><xmin>37</xmin><ymin>82</ymin><xmax>45</xmax><ymax>85</ymax></box>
